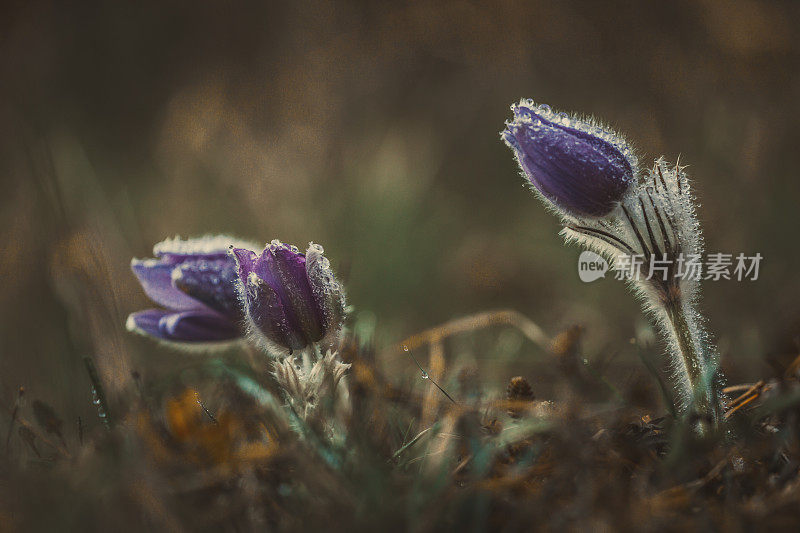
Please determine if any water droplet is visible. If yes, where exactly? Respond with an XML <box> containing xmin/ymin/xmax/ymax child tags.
<box><xmin>421</xmin><ymin>371</ymin><xmax>429</xmax><ymax>380</ymax></box>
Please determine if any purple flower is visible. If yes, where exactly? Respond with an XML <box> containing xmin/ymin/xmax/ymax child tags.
<box><xmin>502</xmin><ymin>100</ymin><xmax>636</xmax><ymax>217</ymax></box>
<box><xmin>230</xmin><ymin>240</ymin><xmax>345</xmax><ymax>355</ymax></box>
<box><xmin>127</xmin><ymin>235</ymin><xmax>256</xmax><ymax>344</ymax></box>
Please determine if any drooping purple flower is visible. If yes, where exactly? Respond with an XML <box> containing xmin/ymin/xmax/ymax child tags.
<box><xmin>501</xmin><ymin>100</ymin><xmax>637</xmax><ymax>217</ymax></box>
<box><xmin>230</xmin><ymin>240</ymin><xmax>345</xmax><ymax>355</ymax></box>
<box><xmin>127</xmin><ymin>235</ymin><xmax>256</xmax><ymax>344</ymax></box>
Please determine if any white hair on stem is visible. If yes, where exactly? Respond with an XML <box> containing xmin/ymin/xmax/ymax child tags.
<box><xmin>560</xmin><ymin>159</ymin><xmax>723</xmax><ymax>425</ymax></box>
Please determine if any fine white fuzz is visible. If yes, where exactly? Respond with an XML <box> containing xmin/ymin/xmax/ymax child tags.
<box><xmin>153</xmin><ymin>234</ymin><xmax>260</xmax><ymax>256</ymax></box>
<box><xmin>562</xmin><ymin>159</ymin><xmax>723</xmax><ymax>422</ymax></box>
<box><xmin>272</xmin><ymin>350</ymin><xmax>351</xmax><ymax>423</ymax></box>
<box><xmin>507</xmin><ymin>99</ymin><xmax>639</xmax><ymax>171</ymax></box>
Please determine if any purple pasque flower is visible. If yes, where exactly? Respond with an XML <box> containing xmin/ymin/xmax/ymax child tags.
<box><xmin>127</xmin><ymin>235</ymin><xmax>256</xmax><ymax>344</ymax></box>
<box><xmin>230</xmin><ymin>240</ymin><xmax>345</xmax><ymax>355</ymax></box>
<box><xmin>501</xmin><ymin>100</ymin><xmax>637</xmax><ymax>218</ymax></box>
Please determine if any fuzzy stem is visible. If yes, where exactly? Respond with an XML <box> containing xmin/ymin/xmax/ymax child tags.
<box><xmin>661</xmin><ymin>299</ymin><xmax>723</xmax><ymax>425</ymax></box>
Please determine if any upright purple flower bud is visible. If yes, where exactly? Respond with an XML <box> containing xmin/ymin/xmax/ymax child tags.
<box><xmin>230</xmin><ymin>240</ymin><xmax>345</xmax><ymax>355</ymax></box>
<box><xmin>501</xmin><ymin>100</ymin><xmax>637</xmax><ymax>217</ymax></box>
<box><xmin>127</xmin><ymin>235</ymin><xmax>256</xmax><ymax>344</ymax></box>
<box><xmin>501</xmin><ymin>100</ymin><xmax>725</xmax><ymax>426</ymax></box>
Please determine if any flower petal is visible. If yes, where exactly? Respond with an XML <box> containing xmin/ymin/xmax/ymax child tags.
<box><xmin>305</xmin><ymin>243</ymin><xmax>345</xmax><ymax>337</ymax></box>
<box><xmin>258</xmin><ymin>245</ymin><xmax>325</xmax><ymax>344</ymax></box>
<box><xmin>126</xmin><ymin>309</ymin><xmax>171</xmax><ymax>339</ymax></box>
<box><xmin>242</xmin><ymin>272</ymin><xmax>307</xmax><ymax>352</ymax></box>
<box><xmin>172</xmin><ymin>258</ymin><xmax>241</xmax><ymax>319</ymax></box>
<box><xmin>158</xmin><ymin>310</ymin><xmax>240</xmax><ymax>342</ymax></box>
<box><xmin>230</xmin><ymin>247</ymin><xmax>258</xmax><ymax>287</ymax></box>
<box><xmin>127</xmin><ymin>309</ymin><xmax>239</xmax><ymax>342</ymax></box>
<box><xmin>502</xmin><ymin>101</ymin><xmax>635</xmax><ymax>217</ymax></box>
<box><xmin>131</xmin><ymin>259</ymin><xmax>205</xmax><ymax>311</ymax></box>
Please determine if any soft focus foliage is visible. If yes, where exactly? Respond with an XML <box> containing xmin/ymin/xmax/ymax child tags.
<box><xmin>5</xmin><ymin>329</ymin><xmax>800</xmax><ymax>531</ymax></box>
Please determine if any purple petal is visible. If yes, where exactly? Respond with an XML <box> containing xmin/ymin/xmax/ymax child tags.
<box><xmin>230</xmin><ymin>247</ymin><xmax>258</xmax><ymax>287</ymax></box>
<box><xmin>502</xmin><ymin>102</ymin><xmax>635</xmax><ymax>217</ymax></box>
<box><xmin>305</xmin><ymin>243</ymin><xmax>345</xmax><ymax>336</ymax></box>
<box><xmin>512</xmin><ymin>104</ymin><xmax>633</xmax><ymax>174</ymax></box>
<box><xmin>517</xmin><ymin>127</ymin><xmax>628</xmax><ymax>215</ymax></box>
<box><xmin>131</xmin><ymin>259</ymin><xmax>205</xmax><ymax>311</ymax></box>
<box><xmin>127</xmin><ymin>309</ymin><xmax>171</xmax><ymax>339</ymax></box>
<box><xmin>172</xmin><ymin>258</ymin><xmax>241</xmax><ymax>319</ymax></box>
<box><xmin>243</xmin><ymin>274</ymin><xmax>306</xmax><ymax>352</ymax></box>
<box><xmin>127</xmin><ymin>309</ymin><xmax>239</xmax><ymax>342</ymax></box>
<box><xmin>256</xmin><ymin>245</ymin><xmax>325</xmax><ymax>345</ymax></box>
<box><xmin>158</xmin><ymin>310</ymin><xmax>240</xmax><ymax>342</ymax></box>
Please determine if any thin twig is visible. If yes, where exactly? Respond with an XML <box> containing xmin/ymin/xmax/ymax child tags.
<box><xmin>727</xmin><ymin>381</ymin><xmax>766</xmax><ymax>409</ymax></box>
<box><xmin>394</xmin><ymin>309</ymin><xmax>550</xmax><ymax>354</ymax></box>
<box><xmin>725</xmin><ymin>395</ymin><xmax>760</xmax><ymax>419</ymax></box>
<box><xmin>724</xmin><ymin>380</ymin><xmax>768</xmax><ymax>419</ymax></box>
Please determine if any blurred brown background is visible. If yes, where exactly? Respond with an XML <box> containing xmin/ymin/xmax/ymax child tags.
<box><xmin>1</xmin><ymin>0</ymin><xmax>799</xmax><ymax>424</ymax></box>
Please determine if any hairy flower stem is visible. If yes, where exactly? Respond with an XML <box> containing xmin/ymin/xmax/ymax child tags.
<box><xmin>661</xmin><ymin>299</ymin><xmax>723</xmax><ymax>426</ymax></box>
<box><xmin>502</xmin><ymin>102</ymin><xmax>726</xmax><ymax>429</ymax></box>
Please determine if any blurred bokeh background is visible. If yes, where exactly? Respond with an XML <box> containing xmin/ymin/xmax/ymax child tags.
<box><xmin>1</xmin><ymin>0</ymin><xmax>799</xmax><ymax>428</ymax></box>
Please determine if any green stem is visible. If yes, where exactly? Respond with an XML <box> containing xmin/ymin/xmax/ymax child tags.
<box><xmin>663</xmin><ymin>301</ymin><xmax>723</xmax><ymax>426</ymax></box>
